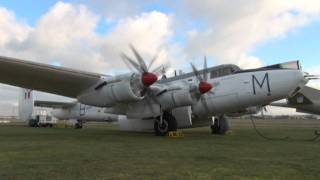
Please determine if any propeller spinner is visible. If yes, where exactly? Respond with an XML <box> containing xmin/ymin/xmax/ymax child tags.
<box><xmin>190</xmin><ymin>56</ymin><xmax>213</xmax><ymax>94</ymax></box>
<box><xmin>121</xmin><ymin>45</ymin><xmax>159</xmax><ymax>87</ymax></box>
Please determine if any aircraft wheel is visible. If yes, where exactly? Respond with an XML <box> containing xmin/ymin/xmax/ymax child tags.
<box><xmin>211</xmin><ymin>115</ymin><xmax>230</xmax><ymax>135</ymax></box>
<box><xmin>154</xmin><ymin>119</ymin><xmax>169</xmax><ymax>136</ymax></box>
<box><xmin>210</xmin><ymin>123</ymin><xmax>219</xmax><ymax>134</ymax></box>
<box><xmin>154</xmin><ymin>111</ymin><xmax>177</xmax><ymax>136</ymax></box>
<box><xmin>75</xmin><ymin>120</ymin><xmax>83</xmax><ymax>129</ymax></box>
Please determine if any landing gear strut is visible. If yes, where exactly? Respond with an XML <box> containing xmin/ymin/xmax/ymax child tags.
<box><xmin>154</xmin><ymin>111</ymin><xmax>177</xmax><ymax>136</ymax></box>
<box><xmin>211</xmin><ymin>115</ymin><xmax>230</xmax><ymax>135</ymax></box>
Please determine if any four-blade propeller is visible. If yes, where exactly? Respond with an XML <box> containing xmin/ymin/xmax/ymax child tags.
<box><xmin>190</xmin><ymin>56</ymin><xmax>213</xmax><ymax>94</ymax></box>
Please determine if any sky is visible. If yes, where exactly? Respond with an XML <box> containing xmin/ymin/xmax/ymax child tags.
<box><xmin>0</xmin><ymin>0</ymin><xmax>320</xmax><ymax>116</ymax></box>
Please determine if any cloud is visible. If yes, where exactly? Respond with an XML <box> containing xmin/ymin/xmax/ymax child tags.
<box><xmin>183</xmin><ymin>0</ymin><xmax>320</xmax><ymax>69</ymax></box>
<box><xmin>2</xmin><ymin>2</ymin><xmax>106</xmax><ymax>72</ymax></box>
<box><xmin>0</xmin><ymin>7</ymin><xmax>31</xmax><ymax>47</ymax></box>
<box><xmin>2</xmin><ymin>2</ymin><xmax>175</xmax><ymax>73</ymax></box>
<box><xmin>84</xmin><ymin>0</ymin><xmax>159</xmax><ymax>22</ymax></box>
<box><xmin>0</xmin><ymin>2</ymin><xmax>175</xmax><ymax>115</ymax></box>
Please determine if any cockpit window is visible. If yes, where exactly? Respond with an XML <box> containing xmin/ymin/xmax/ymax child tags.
<box><xmin>276</xmin><ymin>61</ymin><xmax>300</xmax><ymax>70</ymax></box>
<box><xmin>210</xmin><ymin>65</ymin><xmax>240</xmax><ymax>79</ymax></box>
<box><xmin>258</xmin><ymin>61</ymin><xmax>300</xmax><ymax>70</ymax></box>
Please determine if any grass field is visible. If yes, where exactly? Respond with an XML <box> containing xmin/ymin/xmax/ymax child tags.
<box><xmin>1</xmin><ymin>119</ymin><xmax>320</xmax><ymax>180</ymax></box>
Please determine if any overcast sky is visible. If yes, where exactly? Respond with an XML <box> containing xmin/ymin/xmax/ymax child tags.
<box><xmin>0</xmin><ymin>0</ymin><xmax>320</xmax><ymax>116</ymax></box>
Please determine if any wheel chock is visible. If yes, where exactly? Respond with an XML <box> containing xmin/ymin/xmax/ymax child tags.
<box><xmin>167</xmin><ymin>130</ymin><xmax>184</xmax><ymax>138</ymax></box>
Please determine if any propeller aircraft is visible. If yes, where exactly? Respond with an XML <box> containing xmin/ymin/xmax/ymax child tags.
<box><xmin>0</xmin><ymin>46</ymin><xmax>312</xmax><ymax>135</ymax></box>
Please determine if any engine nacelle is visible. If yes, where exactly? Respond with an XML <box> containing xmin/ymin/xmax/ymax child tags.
<box><xmin>78</xmin><ymin>74</ymin><xmax>144</xmax><ymax>107</ymax></box>
<box><xmin>172</xmin><ymin>106</ymin><xmax>193</xmax><ymax>128</ymax></box>
<box><xmin>156</xmin><ymin>89</ymin><xmax>194</xmax><ymax>110</ymax></box>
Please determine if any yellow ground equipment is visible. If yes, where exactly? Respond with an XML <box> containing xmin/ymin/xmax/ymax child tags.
<box><xmin>167</xmin><ymin>130</ymin><xmax>184</xmax><ymax>138</ymax></box>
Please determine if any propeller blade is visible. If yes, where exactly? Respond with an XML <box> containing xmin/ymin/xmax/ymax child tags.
<box><xmin>148</xmin><ymin>54</ymin><xmax>158</xmax><ymax>70</ymax></box>
<box><xmin>305</xmin><ymin>74</ymin><xmax>320</xmax><ymax>77</ymax></box>
<box><xmin>307</xmin><ymin>78</ymin><xmax>320</xmax><ymax>80</ymax></box>
<box><xmin>130</xmin><ymin>45</ymin><xmax>148</xmax><ymax>72</ymax></box>
<box><xmin>122</xmin><ymin>55</ymin><xmax>136</xmax><ymax>72</ymax></box>
<box><xmin>121</xmin><ymin>45</ymin><xmax>164</xmax><ymax>88</ymax></box>
<box><xmin>190</xmin><ymin>63</ymin><xmax>203</xmax><ymax>82</ymax></box>
<box><xmin>121</xmin><ymin>53</ymin><xmax>142</xmax><ymax>73</ymax></box>
<box><xmin>203</xmin><ymin>56</ymin><xmax>208</xmax><ymax>81</ymax></box>
<box><xmin>304</xmin><ymin>74</ymin><xmax>320</xmax><ymax>80</ymax></box>
<box><xmin>152</xmin><ymin>64</ymin><xmax>169</xmax><ymax>75</ymax></box>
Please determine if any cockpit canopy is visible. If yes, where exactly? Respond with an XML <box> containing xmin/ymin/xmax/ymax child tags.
<box><xmin>259</xmin><ymin>61</ymin><xmax>301</xmax><ymax>70</ymax></box>
<box><xmin>209</xmin><ymin>64</ymin><xmax>241</xmax><ymax>79</ymax></box>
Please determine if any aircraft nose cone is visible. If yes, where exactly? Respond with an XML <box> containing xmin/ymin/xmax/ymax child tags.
<box><xmin>199</xmin><ymin>81</ymin><xmax>213</xmax><ymax>94</ymax></box>
<box><xmin>297</xmin><ymin>70</ymin><xmax>309</xmax><ymax>85</ymax></box>
<box><xmin>142</xmin><ymin>72</ymin><xmax>158</xmax><ymax>86</ymax></box>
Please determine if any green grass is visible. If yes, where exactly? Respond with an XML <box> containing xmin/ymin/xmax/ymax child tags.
<box><xmin>1</xmin><ymin>119</ymin><xmax>320</xmax><ymax>180</ymax></box>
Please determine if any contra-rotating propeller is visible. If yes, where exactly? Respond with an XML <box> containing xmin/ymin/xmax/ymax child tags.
<box><xmin>121</xmin><ymin>45</ymin><xmax>162</xmax><ymax>87</ymax></box>
<box><xmin>190</xmin><ymin>56</ymin><xmax>213</xmax><ymax>94</ymax></box>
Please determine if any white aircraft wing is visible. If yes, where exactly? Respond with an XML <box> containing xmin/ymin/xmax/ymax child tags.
<box><xmin>34</xmin><ymin>100</ymin><xmax>76</xmax><ymax>108</ymax></box>
<box><xmin>0</xmin><ymin>56</ymin><xmax>106</xmax><ymax>98</ymax></box>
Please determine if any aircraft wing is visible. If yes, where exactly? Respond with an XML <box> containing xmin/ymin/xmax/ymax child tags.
<box><xmin>34</xmin><ymin>100</ymin><xmax>76</xmax><ymax>108</ymax></box>
<box><xmin>0</xmin><ymin>56</ymin><xmax>106</xmax><ymax>98</ymax></box>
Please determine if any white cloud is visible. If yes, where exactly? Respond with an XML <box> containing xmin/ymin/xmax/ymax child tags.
<box><xmin>101</xmin><ymin>11</ymin><xmax>175</xmax><ymax>72</ymax></box>
<box><xmin>0</xmin><ymin>2</ymin><xmax>175</xmax><ymax>116</ymax></box>
<box><xmin>0</xmin><ymin>7</ymin><xmax>31</xmax><ymax>46</ymax></box>
<box><xmin>0</xmin><ymin>2</ymin><xmax>175</xmax><ymax>73</ymax></box>
<box><xmin>184</xmin><ymin>0</ymin><xmax>320</xmax><ymax>69</ymax></box>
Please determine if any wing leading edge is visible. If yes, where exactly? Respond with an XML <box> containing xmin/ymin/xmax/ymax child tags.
<box><xmin>0</xmin><ymin>56</ymin><xmax>106</xmax><ymax>98</ymax></box>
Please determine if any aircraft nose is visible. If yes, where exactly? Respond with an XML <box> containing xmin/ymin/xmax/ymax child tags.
<box><xmin>297</xmin><ymin>70</ymin><xmax>309</xmax><ymax>86</ymax></box>
<box><xmin>289</xmin><ymin>70</ymin><xmax>308</xmax><ymax>94</ymax></box>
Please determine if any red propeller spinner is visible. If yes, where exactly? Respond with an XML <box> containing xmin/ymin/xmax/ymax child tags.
<box><xmin>191</xmin><ymin>56</ymin><xmax>213</xmax><ymax>94</ymax></box>
<box><xmin>199</xmin><ymin>81</ymin><xmax>213</xmax><ymax>94</ymax></box>
<box><xmin>121</xmin><ymin>45</ymin><xmax>165</xmax><ymax>88</ymax></box>
<box><xmin>142</xmin><ymin>72</ymin><xmax>158</xmax><ymax>86</ymax></box>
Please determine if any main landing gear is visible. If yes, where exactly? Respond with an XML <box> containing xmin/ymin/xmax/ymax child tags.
<box><xmin>211</xmin><ymin>115</ymin><xmax>230</xmax><ymax>135</ymax></box>
<box><xmin>75</xmin><ymin>120</ymin><xmax>83</xmax><ymax>129</ymax></box>
<box><xmin>154</xmin><ymin>111</ymin><xmax>177</xmax><ymax>136</ymax></box>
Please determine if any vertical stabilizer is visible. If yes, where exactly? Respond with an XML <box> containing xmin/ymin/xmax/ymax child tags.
<box><xmin>18</xmin><ymin>88</ymin><xmax>34</xmax><ymax>121</ymax></box>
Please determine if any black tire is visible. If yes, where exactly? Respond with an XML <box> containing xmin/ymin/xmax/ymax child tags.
<box><xmin>210</xmin><ymin>123</ymin><xmax>219</xmax><ymax>134</ymax></box>
<box><xmin>211</xmin><ymin>116</ymin><xmax>230</xmax><ymax>135</ymax></box>
<box><xmin>28</xmin><ymin>119</ymin><xmax>39</xmax><ymax>127</ymax></box>
<box><xmin>75</xmin><ymin>123</ymin><xmax>82</xmax><ymax>129</ymax></box>
<box><xmin>218</xmin><ymin>116</ymin><xmax>230</xmax><ymax>135</ymax></box>
<box><xmin>75</xmin><ymin>121</ymin><xmax>83</xmax><ymax>129</ymax></box>
<box><xmin>154</xmin><ymin>119</ymin><xmax>169</xmax><ymax>136</ymax></box>
<box><xmin>154</xmin><ymin>111</ymin><xmax>177</xmax><ymax>136</ymax></box>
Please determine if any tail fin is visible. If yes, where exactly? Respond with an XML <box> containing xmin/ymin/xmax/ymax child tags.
<box><xmin>18</xmin><ymin>88</ymin><xmax>34</xmax><ymax>121</ymax></box>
